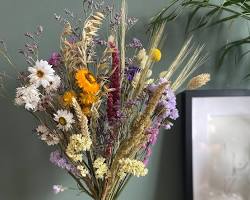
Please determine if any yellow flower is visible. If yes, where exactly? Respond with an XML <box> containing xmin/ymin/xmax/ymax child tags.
<box><xmin>118</xmin><ymin>158</ymin><xmax>148</xmax><ymax>179</ymax></box>
<box><xmin>77</xmin><ymin>165</ymin><xmax>89</xmax><ymax>177</ymax></box>
<box><xmin>79</xmin><ymin>92</ymin><xmax>98</xmax><ymax>106</ymax></box>
<box><xmin>75</xmin><ymin>68</ymin><xmax>100</xmax><ymax>94</ymax></box>
<box><xmin>150</xmin><ymin>48</ymin><xmax>162</xmax><ymax>62</ymax></box>
<box><xmin>93</xmin><ymin>157</ymin><xmax>108</xmax><ymax>179</ymax></box>
<box><xmin>66</xmin><ymin>134</ymin><xmax>92</xmax><ymax>162</ymax></box>
<box><xmin>62</xmin><ymin>90</ymin><xmax>76</xmax><ymax>107</ymax></box>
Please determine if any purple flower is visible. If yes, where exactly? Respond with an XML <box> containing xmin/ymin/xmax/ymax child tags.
<box><xmin>94</xmin><ymin>38</ymin><xmax>107</xmax><ymax>46</ymax></box>
<box><xmin>125</xmin><ymin>58</ymin><xmax>134</xmax><ymax>66</ymax></box>
<box><xmin>48</xmin><ymin>52</ymin><xmax>61</xmax><ymax>67</ymax></box>
<box><xmin>128</xmin><ymin>38</ymin><xmax>143</xmax><ymax>49</ymax></box>
<box><xmin>128</xmin><ymin>17</ymin><xmax>138</xmax><ymax>26</ymax></box>
<box><xmin>148</xmin><ymin>79</ymin><xmax>179</xmax><ymax>129</ymax></box>
<box><xmin>50</xmin><ymin>150</ymin><xmax>77</xmax><ymax>174</ymax></box>
<box><xmin>148</xmin><ymin>78</ymin><xmax>168</xmax><ymax>92</ymax></box>
<box><xmin>68</xmin><ymin>35</ymin><xmax>78</xmax><ymax>44</ymax></box>
<box><xmin>110</xmin><ymin>12</ymin><xmax>121</xmax><ymax>28</ymax></box>
<box><xmin>142</xmin><ymin>128</ymin><xmax>160</xmax><ymax>166</ymax></box>
<box><xmin>125</xmin><ymin>66</ymin><xmax>140</xmax><ymax>81</ymax></box>
<box><xmin>147</xmin><ymin>127</ymin><xmax>160</xmax><ymax>145</ymax></box>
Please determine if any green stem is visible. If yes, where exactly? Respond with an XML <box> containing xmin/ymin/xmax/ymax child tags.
<box><xmin>68</xmin><ymin>171</ymin><xmax>93</xmax><ymax>198</ymax></box>
<box><xmin>86</xmin><ymin>151</ymin><xmax>100</xmax><ymax>198</ymax></box>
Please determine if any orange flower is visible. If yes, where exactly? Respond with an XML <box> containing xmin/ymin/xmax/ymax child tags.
<box><xmin>82</xmin><ymin>106</ymin><xmax>91</xmax><ymax>117</ymax></box>
<box><xmin>79</xmin><ymin>92</ymin><xmax>98</xmax><ymax>106</ymax></box>
<box><xmin>75</xmin><ymin>68</ymin><xmax>100</xmax><ymax>94</ymax></box>
<box><xmin>62</xmin><ymin>90</ymin><xmax>76</xmax><ymax>107</ymax></box>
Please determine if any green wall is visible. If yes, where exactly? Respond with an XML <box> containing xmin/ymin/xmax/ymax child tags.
<box><xmin>0</xmin><ymin>0</ymin><xmax>249</xmax><ymax>200</ymax></box>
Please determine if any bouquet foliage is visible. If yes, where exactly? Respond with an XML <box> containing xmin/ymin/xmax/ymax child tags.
<box><xmin>0</xmin><ymin>1</ymin><xmax>210</xmax><ymax>199</ymax></box>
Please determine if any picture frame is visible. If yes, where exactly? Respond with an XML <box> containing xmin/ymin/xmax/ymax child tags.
<box><xmin>180</xmin><ymin>90</ymin><xmax>250</xmax><ymax>200</ymax></box>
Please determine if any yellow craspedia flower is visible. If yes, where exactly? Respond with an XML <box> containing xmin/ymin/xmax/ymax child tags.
<box><xmin>79</xmin><ymin>92</ymin><xmax>98</xmax><ymax>106</ymax></box>
<box><xmin>62</xmin><ymin>90</ymin><xmax>76</xmax><ymax>107</ymax></box>
<box><xmin>150</xmin><ymin>48</ymin><xmax>162</xmax><ymax>62</ymax></box>
<box><xmin>75</xmin><ymin>68</ymin><xmax>100</xmax><ymax>94</ymax></box>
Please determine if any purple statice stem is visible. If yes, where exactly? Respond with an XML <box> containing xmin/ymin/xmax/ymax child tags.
<box><xmin>128</xmin><ymin>38</ymin><xmax>143</xmax><ymax>49</ymax></box>
<box><xmin>50</xmin><ymin>150</ymin><xmax>77</xmax><ymax>175</ymax></box>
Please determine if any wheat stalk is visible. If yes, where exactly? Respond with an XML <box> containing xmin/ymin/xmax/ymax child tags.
<box><xmin>72</xmin><ymin>98</ymin><xmax>90</xmax><ymax>137</ymax></box>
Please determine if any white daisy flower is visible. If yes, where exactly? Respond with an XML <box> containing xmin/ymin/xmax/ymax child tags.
<box><xmin>36</xmin><ymin>125</ymin><xmax>60</xmax><ymax>146</ymax></box>
<box><xmin>15</xmin><ymin>85</ymin><xmax>41</xmax><ymax>111</ymax></box>
<box><xmin>54</xmin><ymin>110</ymin><xmax>75</xmax><ymax>131</ymax></box>
<box><xmin>45</xmin><ymin>75</ymin><xmax>61</xmax><ymax>93</ymax></box>
<box><xmin>28</xmin><ymin>60</ymin><xmax>55</xmax><ymax>88</ymax></box>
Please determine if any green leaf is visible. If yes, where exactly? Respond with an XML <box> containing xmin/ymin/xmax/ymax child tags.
<box><xmin>243</xmin><ymin>73</ymin><xmax>250</xmax><ymax>80</ymax></box>
<box><xmin>218</xmin><ymin>37</ymin><xmax>250</xmax><ymax>68</ymax></box>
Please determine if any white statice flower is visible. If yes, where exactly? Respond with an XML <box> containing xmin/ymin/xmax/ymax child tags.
<box><xmin>53</xmin><ymin>185</ymin><xmax>67</xmax><ymax>194</ymax></box>
<box><xmin>28</xmin><ymin>60</ymin><xmax>55</xmax><ymax>88</ymax></box>
<box><xmin>54</xmin><ymin>110</ymin><xmax>75</xmax><ymax>131</ymax></box>
<box><xmin>15</xmin><ymin>85</ymin><xmax>41</xmax><ymax>111</ymax></box>
<box><xmin>36</xmin><ymin>125</ymin><xmax>48</xmax><ymax>134</ymax></box>
<box><xmin>36</xmin><ymin>125</ymin><xmax>60</xmax><ymax>146</ymax></box>
<box><xmin>45</xmin><ymin>75</ymin><xmax>61</xmax><ymax>93</ymax></box>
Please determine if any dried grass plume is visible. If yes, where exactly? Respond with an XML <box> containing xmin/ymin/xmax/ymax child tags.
<box><xmin>187</xmin><ymin>73</ymin><xmax>210</xmax><ymax>90</ymax></box>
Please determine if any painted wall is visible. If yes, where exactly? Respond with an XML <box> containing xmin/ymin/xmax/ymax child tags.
<box><xmin>0</xmin><ymin>0</ymin><xmax>249</xmax><ymax>200</ymax></box>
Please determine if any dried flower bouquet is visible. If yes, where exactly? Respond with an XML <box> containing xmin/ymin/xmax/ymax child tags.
<box><xmin>0</xmin><ymin>0</ymin><xmax>210</xmax><ymax>200</ymax></box>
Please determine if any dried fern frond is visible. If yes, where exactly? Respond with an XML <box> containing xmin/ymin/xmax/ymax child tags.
<box><xmin>187</xmin><ymin>73</ymin><xmax>210</xmax><ymax>90</ymax></box>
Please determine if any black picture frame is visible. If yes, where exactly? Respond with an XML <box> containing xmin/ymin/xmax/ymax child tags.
<box><xmin>179</xmin><ymin>89</ymin><xmax>250</xmax><ymax>200</ymax></box>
